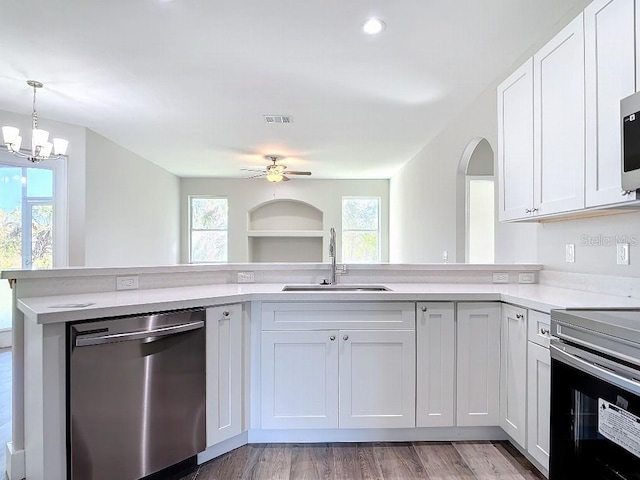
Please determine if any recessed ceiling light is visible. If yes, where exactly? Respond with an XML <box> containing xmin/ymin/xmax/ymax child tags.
<box><xmin>363</xmin><ymin>18</ymin><xmax>385</xmax><ymax>35</ymax></box>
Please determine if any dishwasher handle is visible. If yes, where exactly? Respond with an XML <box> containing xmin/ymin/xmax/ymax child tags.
<box><xmin>75</xmin><ymin>320</ymin><xmax>204</xmax><ymax>347</ymax></box>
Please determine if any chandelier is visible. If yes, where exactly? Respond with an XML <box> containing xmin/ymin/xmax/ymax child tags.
<box><xmin>2</xmin><ymin>80</ymin><xmax>69</xmax><ymax>163</ymax></box>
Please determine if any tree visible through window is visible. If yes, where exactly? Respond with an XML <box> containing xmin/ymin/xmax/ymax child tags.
<box><xmin>190</xmin><ymin>197</ymin><xmax>228</xmax><ymax>262</ymax></box>
<box><xmin>342</xmin><ymin>197</ymin><xmax>380</xmax><ymax>263</ymax></box>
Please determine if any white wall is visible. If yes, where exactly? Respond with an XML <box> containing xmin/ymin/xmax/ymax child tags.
<box><xmin>390</xmin><ymin>87</ymin><xmax>538</xmax><ymax>264</ymax></box>
<box><xmin>84</xmin><ymin>130</ymin><xmax>180</xmax><ymax>266</ymax></box>
<box><xmin>180</xmin><ymin>178</ymin><xmax>389</xmax><ymax>263</ymax></box>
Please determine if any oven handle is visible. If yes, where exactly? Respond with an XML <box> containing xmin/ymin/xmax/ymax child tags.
<box><xmin>75</xmin><ymin>321</ymin><xmax>204</xmax><ymax>347</ymax></box>
<box><xmin>550</xmin><ymin>343</ymin><xmax>640</xmax><ymax>396</ymax></box>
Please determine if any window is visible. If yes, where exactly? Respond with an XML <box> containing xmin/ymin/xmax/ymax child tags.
<box><xmin>189</xmin><ymin>197</ymin><xmax>228</xmax><ymax>262</ymax></box>
<box><xmin>466</xmin><ymin>177</ymin><xmax>495</xmax><ymax>263</ymax></box>
<box><xmin>342</xmin><ymin>197</ymin><xmax>380</xmax><ymax>263</ymax></box>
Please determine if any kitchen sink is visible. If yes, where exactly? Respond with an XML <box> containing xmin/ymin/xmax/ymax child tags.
<box><xmin>282</xmin><ymin>284</ymin><xmax>392</xmax><ymax>292</ymax></box>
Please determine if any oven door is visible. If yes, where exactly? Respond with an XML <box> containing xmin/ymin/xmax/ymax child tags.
<box><xmin>550</xmin><ymin>341</ymin><xmax>640</xmax><ymax>479</ymax></box>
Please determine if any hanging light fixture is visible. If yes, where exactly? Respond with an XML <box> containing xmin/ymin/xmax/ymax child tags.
<box><xmin>2</xmin><ymin>80</ymin><xmax>69</xmax><ymax>163</ymax></box>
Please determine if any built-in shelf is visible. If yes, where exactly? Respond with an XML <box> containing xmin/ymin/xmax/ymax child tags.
<box><xmin>247</xmin><ymin>230</ymin><xmax>324</xmax><ymax>237</ymax></box>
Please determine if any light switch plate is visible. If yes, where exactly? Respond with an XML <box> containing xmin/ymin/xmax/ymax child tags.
<box><xmin>565</xmin><ymin>244</ymin><xmax>575</xmax><ymax>263</ymax></box>
<box><xmin>617</xmin><ymin>243</ymin><xmax>630</xmax><ymax>265</ymax></box>
<box><xmin>518</xmin><ymin>272</ymin><xmax>535</xmax><ymax>284</ymax></box>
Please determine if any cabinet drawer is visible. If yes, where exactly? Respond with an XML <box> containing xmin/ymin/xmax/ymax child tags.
<box><xmin>261</xmin><ymin>302</ymin><xmax>415</xmax><ymax>331</ymax></box>
<box><xmin>527</xmin><ymin>310</ymin><xmax>551</xmax><ymax>348</ymax></box>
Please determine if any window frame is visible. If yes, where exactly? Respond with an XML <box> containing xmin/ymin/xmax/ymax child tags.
<box><xmin>188</xmin><ymin>196</ymin><xmax>229</xmax><ymax>263</ymax></box>
<box><xmin>341</xmin><ymin>196</ymin><xmax>381</xmax><ymax>264</ymax></box>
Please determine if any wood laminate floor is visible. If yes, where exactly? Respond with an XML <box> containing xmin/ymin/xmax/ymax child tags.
<box><xmin>180</xmin><ymin>441</ymin><xmax>545</xmax><ymax>480</ymax></box>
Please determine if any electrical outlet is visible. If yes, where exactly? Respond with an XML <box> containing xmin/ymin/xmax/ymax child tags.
<box><xmin>492</xmin><ymin>272</ymin><xmax>509</xmax><ymax>284</ymax></box>
<box><xmin>566</xmin><ymin>244</ymin><xmax>575</xmax><ymax>263</ymax></box>
<box><xmin>617</xmin><ymin>243</ymin><xmax>630</xmax><ymax>265</ymax></box>
<box><xmin>518</xmin><ymin>272</ymin><xmax>535</xmax><ymax>284</ymax></box>
<box><xmin>116</xmin><ymin>276</ymin><xmax>138</xmax><ymax>290</ymax></box>
<box><xmin>237</xmin><ymin>271</ymin><xmax>255</xmax><ymax>283</ymax></box>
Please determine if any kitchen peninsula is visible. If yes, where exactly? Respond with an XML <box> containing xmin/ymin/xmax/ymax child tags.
<box><xmin>4</xmin><ymin>263</ymin><xmax>640</xmax><ymax>480</ymax></box>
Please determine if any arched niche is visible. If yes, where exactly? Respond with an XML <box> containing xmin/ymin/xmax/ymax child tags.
<box><xmin>247</xmin><ymin>199</ymin><xmax>324</xmax><ymax>262</ymax></box>
<box><xmin>248</xmin><ymin>199</ymin><xmax>323</xmax><ymax>231</ymax></box>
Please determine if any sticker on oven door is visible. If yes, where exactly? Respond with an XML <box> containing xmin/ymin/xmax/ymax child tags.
<box><xmin>598</xmin><ymin>398</ymin><xmax>640</xmax><ymax>459</ymax></box>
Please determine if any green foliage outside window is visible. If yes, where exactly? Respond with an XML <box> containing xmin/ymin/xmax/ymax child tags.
<box><xmin>342</xmin><ymin>197</ymin><xmax>380</xmax><ymax>263</ymax></box>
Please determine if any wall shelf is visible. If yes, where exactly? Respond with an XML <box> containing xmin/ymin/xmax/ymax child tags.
<box><xmin>247</xmin><ymin>230</ymin><xmax>324</xmax><ymax>238</ymax></box>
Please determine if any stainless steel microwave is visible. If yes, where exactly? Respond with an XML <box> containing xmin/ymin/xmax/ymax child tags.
<box><xmin>622</xmin><ymin>91</ymin><xmax>640</xmax><ymax>192</ymax></box>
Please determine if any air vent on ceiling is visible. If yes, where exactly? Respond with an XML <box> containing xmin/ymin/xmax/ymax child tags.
<box><xmin>264</xmin><ymin>115</ymin><xmax>293</xmax><ymax>124</ymax></box>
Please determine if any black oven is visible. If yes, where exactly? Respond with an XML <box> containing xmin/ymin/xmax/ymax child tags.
<box><xmin>550</xmin><ymin>309</ymin><xmax>640</xmax><ymax>480</ymax></box>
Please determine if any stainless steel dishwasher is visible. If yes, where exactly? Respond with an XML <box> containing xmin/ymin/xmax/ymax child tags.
<box><xmin>69</xmin><ymin>308</ymin><xmax>206</xmax><ymax>480</ymax></box>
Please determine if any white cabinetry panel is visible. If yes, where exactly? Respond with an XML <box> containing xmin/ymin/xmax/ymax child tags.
<box><xmin>585</xmin><ymin>0</ymin><xmax>636</xmax><ymax>206</ymax></box>
<box><xmin>497</xmin><ymin>59</ymin><xmax>535</xmax><ymax>221</ymax></box>
<box><xmin>500</xmin><ymin>305</ymin><xmax>527</xmax><ymax>448</ymax></box>
<box><xmin>261</xmin><ymin>330</ymin><xmax>339</xmax><ymax>429</ymax></box>
<box><xmin>416</xmin><ymin>303</ymin><xmax>455</xmax><ymax>427</ymax></box>
<box><xmin>456</xmin><ymin>303</ymin><xmax>501</xmax><ymax>427</ymax></box>
<box><xmin>533</xmin><ymin>14</ymin><xmax>585</xmax><ymax>215</ymax></box>
<box><xmin>339</xmin><ymin>330</ymin><xmax>416</xmax><ymax>428</ymax></box>
<box><xmin>527</xmin><ymin>341</ymin><xmax>551</xmax><ymax>470</ymax></box>
<box><xmin>206</xmin><ymin>304</ymin><xmax>243</xmax><ymax>446</ymax></box>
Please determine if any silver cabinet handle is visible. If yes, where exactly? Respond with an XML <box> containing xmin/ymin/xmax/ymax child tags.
<box><xmin>525</xmin><ymin>208</ymin><xmax>532</xmax><ymax>214</ymax></box>
<box><xmin>75</xmin><ymin>321</ymin><xmax>204</xmax><ymax>347</ymax></box>
<box><xmin>540</xmin><ymin>328</ymin><xmax>550</xmax><ymax>335</ymax></box>
<box><xmin>421</xmin><ymin>306</ymin><xmax>427</xmax><ymax>312</ymax></box>
<box><xmin>330</xmin><ymin>335</ymin><xmax>336</xmax><ymax>341</ymax></box>
<box><xmin>516</xmin><ymin>313</ymin><xmax>524</xmax><ymax>319</ymax></box>
<box><xmin>532</xmin><ymin>207</ymin><xmax>539</xmax><ymax>213</ymax></box>
<box><xmin>222</xmin><ymin>311</ymin><xmax>230</xmax><ymax>317</ymax></box>
<box><xmin>343</xmin><ymin>335</ymin><xmax>349</xmax><ymax>341</ymax></box>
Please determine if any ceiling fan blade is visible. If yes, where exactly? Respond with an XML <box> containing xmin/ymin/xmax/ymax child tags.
<box><xmin>246</xmin><ymin>173</ymin><xmax>266</xmax><ymax>179</ymax></box>
<box><xmin>240</xmin><ymin>168</ymin><xmax>267</xmax><ymax>172</ymax></box>
<box><xmin>281</xmin><ymin>175</ymin><xmax>291</xmax><ymax>182</ymax></box>
<box><xmin>285</xmin><ymin>171</ymin><xmax>312</xmax><ymax>175</ymax></box>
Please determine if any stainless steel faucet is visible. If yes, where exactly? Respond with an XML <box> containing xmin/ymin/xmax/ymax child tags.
<box><xmin>329</xmin><ymin>227</ymin><xmax>337</xmax><ymax>285</ymax></box>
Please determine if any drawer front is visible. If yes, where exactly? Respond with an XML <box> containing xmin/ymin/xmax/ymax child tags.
<box><xmin>527</xmin><ymin>309</ymin><xmax>551</xmax><ymax>348</ymax></box>
<box><xmin>261</xmin><ymin>302</ymin><xmax>415</xmax><ymax>331</ymax></box>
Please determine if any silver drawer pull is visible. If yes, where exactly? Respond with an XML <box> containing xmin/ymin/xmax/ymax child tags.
<box><xmin>343</xmin><ymin>335</ymin><xmax>349</xmax><ymax>341</ymax></box>
<box><xmin>222</xmin><ymin>311</ymin><xmax>230</xmax><ymax>317</ymax></box>
<box><xmin>421</xmin><ymin>306</ymin><xmax>427</xmax><ymax>312</ymax></box>
<box><xmin>330</xmin><ymin>335</ymin><xmax>336</xmax><ymax>341</ymax></box>
<box><xmin>516</xmin><ymin>313</ymin><xmax>524</xmax><ymax>319</ymax></box>
<box><xmin>540</xmin><ymin>328</ymin><xmax>550</xmax><ymax>335</ymax></box>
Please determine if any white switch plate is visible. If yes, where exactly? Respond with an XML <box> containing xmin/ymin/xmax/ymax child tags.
<box><xmin>617</xmin><ymin>243</ymin><xmax>630</xmax><ymax>265</ymax></box>
<box><xmin>237</xmin><ymin>271</ymin><xmax>255</xmax><ymax>283</ymax></box>
<box><xmin>518</xmin><ymin>272</ymin><xmax>535</xmax><ymax>284</ymax></box>
<box><xmin>116</xmin><ymin>276</ymin><xmax>138</xmax><ymax>290</ymax></box>
<box><xmin>565</xmin><ymin>244</ymin><xmax>575</xmax><ymax>263</ymax></box>
<box><xmin>492</xmin><ymin>272</ymin><xmax>509</xmax><ymax>284</ymax></box>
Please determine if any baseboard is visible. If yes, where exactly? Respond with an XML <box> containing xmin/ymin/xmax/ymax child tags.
<box><xmin>0</xmin><ymin>330</ymin><xmax>11</xmax><ymax>349</ymax></box>
<box><xmin>5</xmin><ymin>442</ymin><xmax>25</xmax><ymax>480</ymax></box>
<box><xmin>247</xmin><ymin>426</ymin><xmax>508</xmax><ymax>443</ymax></box>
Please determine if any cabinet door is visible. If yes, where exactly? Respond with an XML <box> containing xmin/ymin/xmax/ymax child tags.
<box><xmin>206</xmin><ymin>304</ymin><xmax>243</xmax><ymax>447</ymax></box>
<box><xmin>456</xmin><ymin>303</ymin><xmax>501</xmax><ymax>426</ymax></box>
<box><xmin>497</xmin><ymin>58</ymin><xmax>535</xmax><ymax>221</ymax></box>
<box><xmin>261</xmin><ymin>330</ymin><xmax>339</xmax><ymax>429</ymax></box>
<box><xmin>585</xmin><ymin>0</ymin><xmax>636</xmax><ymax>207</ymax></box>
<box><xmin>339</xmin><ymin>329</ymin><xmax>416</xmax><ymax>428</ymax></box>
<box><xmin>500</xmin><ymin>305</ymin><xmax>528</xmax><ymax>448</ymax></box>
<box><xmin>527</xmin><ymin>342</ymin><xmax>551</xmax><ymax>471</ymax></box>
<box><xmin>533</xmin><ymin>14</ymin><xmax>585</xmax><ymax>215</ymax></box>
<box><xmin>416</xmin><ymin>303</ymin><xmax>455</xmax><ymax>427</ymax></box>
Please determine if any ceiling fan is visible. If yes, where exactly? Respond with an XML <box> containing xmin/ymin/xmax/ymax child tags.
<box><xmin>241</xmin><ymin>155</ymin><xmax>312</xmax><ymax>182</ymax></box>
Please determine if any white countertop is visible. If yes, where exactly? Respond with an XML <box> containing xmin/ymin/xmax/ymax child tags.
<box><xmin>17</xmin><ymin>282</ymin><xmax>640</xmax><ymax>324</ymax></box>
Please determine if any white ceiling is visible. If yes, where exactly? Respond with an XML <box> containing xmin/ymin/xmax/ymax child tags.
<box><xmin>0</xmin><ymin>0</ymin><xmax>586</xmax><ymax>179</ymax></box>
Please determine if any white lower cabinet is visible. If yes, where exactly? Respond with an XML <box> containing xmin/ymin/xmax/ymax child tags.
<box><xmin>527</xmin><ymin>312</ymin><xmax>551</xmax><ymax>471</ymax></box>
<box><xmin>500</xmin><ymin>305</ymin><xmax>528</xmax><ymax>448</ymax></box>
<box><xmin>456</xmin><ymin>303</ymin><xmax>501</xmax><ymax>426</ymax></box>
<box><xmin>416</xmin><ymin>302</ymin><xmax>455</xmax><ymax>427</ymax></box>
<box><xmin>206</xmin><ymin>304</ymin><xmax>244</xmax><ymax>447</ymax></box>
<box><xmin>260</xmin><ymin>302</ymin><xmax>416</xmax><ymax>430</ymax></box>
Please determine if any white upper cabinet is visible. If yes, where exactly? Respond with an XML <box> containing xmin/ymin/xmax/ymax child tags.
<box><xmin>533</xmin><ymin>13</ymin><xmax>586</xmax><ymax>216</ymax></box>
<box><xmin>585</xmin><ymin>0</ymin><xmax>636</xmax><ymax>206</ymax></box>
<box><xmin>497</xmin><ymin>59</ymin><xmax>535</xmax><ymax>221</ymax></box>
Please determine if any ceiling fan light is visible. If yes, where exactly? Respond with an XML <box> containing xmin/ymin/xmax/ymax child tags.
<box><xmin>266</xmin><ymin>172</ymin><xmax>283</xmax><ymax>182</ymax></box>
<box><xmin>53</xmin><ymin>138</ymin><xmax>69</xmax><ymax>155</ymax></box>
